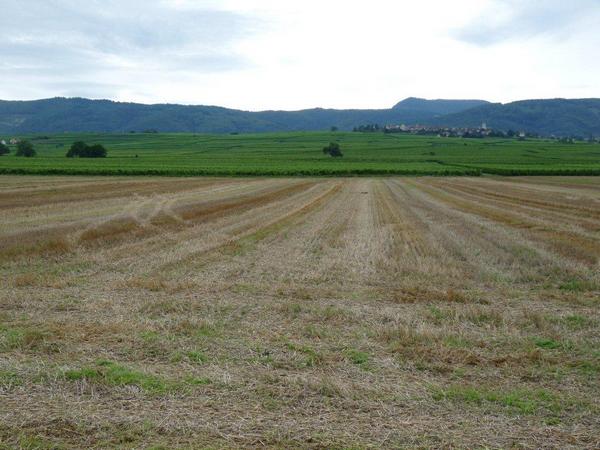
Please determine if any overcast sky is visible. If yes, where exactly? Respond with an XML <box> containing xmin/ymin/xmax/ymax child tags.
<box><xmin>1</xmin><ymin>0</ymin><xmax>599</xmax><ymax>110</ymax></box>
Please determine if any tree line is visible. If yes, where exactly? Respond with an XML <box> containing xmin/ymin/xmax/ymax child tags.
<box><xmin>0</xmin><ymin>140</ymin><xmax>108</xmax><ymax>158</ymax></box>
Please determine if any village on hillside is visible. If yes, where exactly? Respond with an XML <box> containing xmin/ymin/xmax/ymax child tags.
<box><xmin>353</xmin><ymin>122</ymin><xmax>529</xmax><ymax>138</ymax></box>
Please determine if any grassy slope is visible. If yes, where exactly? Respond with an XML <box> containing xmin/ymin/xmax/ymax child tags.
<box><xmin>0</xmin><ymin>132</ymin><xmax>599</xmax><ymax>176</ymax></box>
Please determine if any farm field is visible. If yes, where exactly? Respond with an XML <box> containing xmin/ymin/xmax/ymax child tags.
<box><xmin>1</xmin><ymin>132</ymin><xmax>600</xmax><ymax>176</ymax></box>
<box><xmin>1</xmin><ymin>175</ymin><xmax>600</xmax><ymax>448</ymax></box>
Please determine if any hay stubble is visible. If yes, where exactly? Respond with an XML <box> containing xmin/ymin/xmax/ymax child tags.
<box><xmin>1</xmin><ymin>175</ymin><xmax>599</xmax><ymax>448</ymax></box>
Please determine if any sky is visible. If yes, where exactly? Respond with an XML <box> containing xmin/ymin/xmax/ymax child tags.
<box><xmin>1</xmin><ymin>0</ymin><xmax>599</xmax><ymax>110</ymax></box>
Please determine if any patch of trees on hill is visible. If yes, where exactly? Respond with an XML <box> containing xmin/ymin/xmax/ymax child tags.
<box><xmin>353</xmin><ymin>124</ymin><xmax>380</xmax><ymax>132</ymax></box>
<box><xmin>66</xmin><ymin>141</ymin><xmax>107</xmax><ymax>158</ymax></box>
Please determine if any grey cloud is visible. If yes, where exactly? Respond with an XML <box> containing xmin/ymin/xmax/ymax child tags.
<box><xmin>454</xmin><ymin>0</ymin><xmax>599</xmax><ymax>46</ymax></box>
<box><xmin>0</xmin><ymin>0</ymin><xmax>256</xmax><ymax>99</ymax></box>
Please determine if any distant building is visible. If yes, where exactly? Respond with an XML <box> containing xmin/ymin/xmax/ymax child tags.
<box><xmin>9</xmin><ymin>138</ymin><xmax>19</xmax><ymax>145</ymax></box>
<box><xmin>0</xmin><ymin>140</ymin><xmax>6</xmax><ymax>146</ymax></box>
<box><xmin>382</xmin><ymin>123</ymin><xmax>493</xmax><ymax>138</ymax></box>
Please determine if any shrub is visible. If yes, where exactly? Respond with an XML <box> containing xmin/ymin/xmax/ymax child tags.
<box><xmin>0</xmin><ymin>142</ymin><xmax>9</xmax><ymax>156</ymax></box>
<box><xmin>15</xmin><ymin>140</ymin><xmax>36</xmax><ymax>157</ymax></box>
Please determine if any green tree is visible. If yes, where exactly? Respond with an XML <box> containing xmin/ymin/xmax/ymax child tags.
<box><xmin>15</xmin><ymin>140</ymin><xmax>36</xmax><ymax>157</ymax></box>
<box><xmin>66</xmin><ymin>141</ymin><xmax>88</xmax><ymax>157</ymax></box>
<box><xmin>66</xmin><ymin>141</ymin><xmax>107</xmax><ymax>158</ymax></box>
<box><xmin>0</xmin><ymin>142</ymin><xmax>9</xmax><ymax>156</ymax></box>
<box><xmin>322</xmin><ymin>142</ymin><xmax>343</xmax><ymax>157</ymax></box>
<box><xmin>87</xmin><ymin>144</ymin><xmax>107</xmax><ymax>158</ymax></box>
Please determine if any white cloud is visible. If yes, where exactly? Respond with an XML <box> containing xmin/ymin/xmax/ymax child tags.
<box><xmin>0</xmin><ymin>0</ymin><xmax>598</xmax><ymax>109</ymax></box>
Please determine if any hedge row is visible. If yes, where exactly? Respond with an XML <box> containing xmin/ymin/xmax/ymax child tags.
<box><xmin>0</xmin><ymin>167</ymin><xmax>482</xmax><ymax>177</ymax></box>
<box><xmin>478</xmin><ymin>167</ymin><xmax>600</xmax><ymax>176</ymax></box>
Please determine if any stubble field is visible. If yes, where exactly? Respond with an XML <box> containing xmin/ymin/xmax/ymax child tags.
<box><xmin>1</xmin><ymin>175</ymin><xmax>599</xmax><ymax>448</ymax></box>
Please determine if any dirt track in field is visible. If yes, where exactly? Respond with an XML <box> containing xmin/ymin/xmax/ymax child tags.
<box><xmin>1</xmin><ymin>176</ymin><xmax>599</xmax><ymax>449</ymax></box>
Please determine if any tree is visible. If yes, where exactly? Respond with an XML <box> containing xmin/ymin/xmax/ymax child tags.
<box><xmin>66</xmin><ymin>141</ymin><xmax>88</xmax><ymax>157</ymax></box>
<box><xmin>0</xmin><ymin>142</ymin><xmax>9</xmax><ymax>156</ymax></box>
<box><xmin>66</xmin><ymin>141</ymin><xmax>107</xmax><ymax>158</ymax></box>
<box><xmin>15</xmin><ymin>140</ymin><xmax>36</xmax><ymax>157</ymax></box>
<box><xmin>330</xmin><ymin>126</ymin><xmax>338</xmax><ymax>132</ymax></box>
<box><xmin>322</xmin><ymin>142</ymin><xmax>343</xmax><ymax>157</ymax></box>
<box><xmin>87</xmin><ymin>144</ymin><xmax>107</xmax><ymax>158</ymax></box>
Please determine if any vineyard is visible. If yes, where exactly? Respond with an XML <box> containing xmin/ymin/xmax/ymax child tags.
<box><xmin>1</xmin><ymin>132</ymin><xmax>599</xmax><ymax>176</ymax></box>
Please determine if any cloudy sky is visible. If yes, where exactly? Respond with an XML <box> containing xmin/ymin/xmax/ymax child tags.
<box><xmin>1</xmin><ymin>0</ymin><xmax>599</xmax><ymax>110</ymax></box>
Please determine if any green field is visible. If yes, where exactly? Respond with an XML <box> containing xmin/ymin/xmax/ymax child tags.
<box><xmin>1</xmin><ymin>132</ymin><xmax>600</xmax><ymax>176</ymax></box>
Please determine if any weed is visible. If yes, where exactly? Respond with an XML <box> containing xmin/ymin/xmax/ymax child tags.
<box><xmin>186</xmin><ymin>350</ymin><xmax>207</xmax><ymax>365</ymax></box>
<box><xmin>345</xmin><ymin>349</ymin><xmax>370</xmax><ymax>367</ymax></box>
<box><xmin>287</xmin><ymin>342</ymin><xmax>323</xmax><ymax>367</ymax></box>
<box><xmin>535</xmin><ymin>338</ymin><xmax>561</xmax><ymax>350</ymax></box>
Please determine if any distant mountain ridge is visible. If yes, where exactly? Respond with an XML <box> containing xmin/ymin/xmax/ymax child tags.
<box><xmin>392</xmin><ymin>97</ymin><xmax>489</xmax><ymax>115</ymax></box>
<box><xmin>0</xmin><ymin>97</ymin><xmax>483</xmax><ymax>134</ymax></box>
<box><xmin>0</xmin><ymin>97</ymin><xmax>599</xmax><ymax>136</ymax></box>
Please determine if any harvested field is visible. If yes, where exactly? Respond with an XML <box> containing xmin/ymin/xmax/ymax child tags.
<box><xmin>1</xmin><ymin>175</ymin><xmax>599</xmax><ymax>449</ymax></box>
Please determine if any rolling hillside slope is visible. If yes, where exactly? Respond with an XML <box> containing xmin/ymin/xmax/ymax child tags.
<box><xmin>0</xmin><ymin>97</ymin><xmax>486</xmax><ymax>134</ymax></box>
<box><xmin>436</xmin><ymin>98</ymin><xmax>600</xmax><ymax>136</ymax></box>
<box><xmin>1</xmin><ymin>97</ymin><xmax>599</xmax><ymax>136</ymax></box>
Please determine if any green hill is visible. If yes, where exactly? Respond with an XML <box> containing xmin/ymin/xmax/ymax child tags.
<box><xmin>0</xmin><ymin>97</ymin><xmax>486</xmax><ymax>134</ymax></box>
<box><xmin>392</xmin><ymin>97</ymin><xmax>489</xmax><ymax>115</ymax></box>
<box><xmin>1</xmin><ymin>97</ymin><xmax>599</xmax><ymax>137</ymax></box>
<box><xmin>436</xmin><ymin>98</ymin><xmax>600</xmax><ymax>137</ymax></box>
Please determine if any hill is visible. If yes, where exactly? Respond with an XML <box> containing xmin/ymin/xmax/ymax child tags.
<box><xmin>436</xmin><ymin>98</ymin><xmax>600</xmax><ymax>137</ymax></box>
<box><xmin>1</xmin><ymin>97</ymin><xmax>600</xmax><ymax>136</ymax></box>
<box><xmin>0</xmin><ymin>97</ymin><xmax>484</xmax><ymax>134</ymax></box>
<box><xmin>392</xmin><ymin>97</ymin><xmax>489</xmax><ymax>115</ymax></box>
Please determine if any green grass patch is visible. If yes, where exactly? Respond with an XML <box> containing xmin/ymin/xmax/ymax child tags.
<box><xmin>184</xmin><ymin>376</ymin><xmax>212</xmax><ymax>386</ymax></box>
<box><xmin>559</xmin><ymin>279</ymin><xmax>597</xmax><ymax>292</ymax></box>
<box><xmin>286</xmin><ymin>342</ymin><xmax>323</xmax><ymax>367</ymax></box>
<box><xmin>534</xmin><ymin>338</ymin><xmax>562</xmax><ymax>350</ymax></box>
<box><xmin>563</xmin><ymin>314</ymin><xmax>592</xmax><ymax>330</ymax></box>
<box><xmin>0</xmin><ymin>325</ymin><xmax>52</xmax><ymax>352</ymax></box>
<box><xmin>431</xmin><ymin>385</ymin><xmax>565</xmax><ymax>416</ymax></box>
<box><xmin>443</xmin><ymin>335</ymin><xmax>472</xmax><ymax>349</ymax></box>
<box><xmin>0</xmin><ymin>369</ymin><xmax>23</xmax><ymax>388</ymax></box>
<box><xmin>64</xmin><ymin>360</ymin><xmax>171</xmax><ymax>394</ymax></box>
<box><xmin>195</xmin><ymin>322</ymin><xmax>221</xmax><ymax>338</ymax></box>
<box><xmin>427</xmin><ymin>306</ymin><xmax>450</xmax><ymax>323</ymax></box>
<box><xmin>186</xmin><ymin>350</ymin><xmax>207</xmax><ymax>365</ymax></box>
<box><xmin>345</xmin><ymin>349</ymin><xmax>371</xmax><ymax>368</ymax></box>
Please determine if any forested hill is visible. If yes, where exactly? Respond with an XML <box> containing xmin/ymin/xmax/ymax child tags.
<box><xmin>0</xmin><ymin>97</ymin><xmax>486</xmax><ymax>134</ymax></box>
<box><xmin>435</xmin><ymin>98</ymin><xmax>600</xmax><ymax>137</ymax></box>
<box><xmin>392</xmin><ymin>97</ymin><xmax>489</xmax><ymax>115</ymax></box>
<box><xmin>0</xmin><ymin>97</ymin><xmax>599</xmax><ymax>136</ymax></box>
